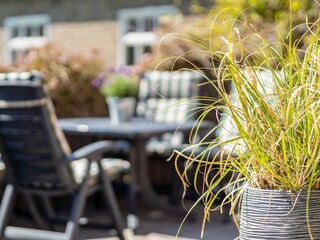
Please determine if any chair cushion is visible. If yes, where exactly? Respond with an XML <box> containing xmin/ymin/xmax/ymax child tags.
<box><xmin>138</xmin><ymin>71</ymin><xmax>202</xmax><ymax>99</ymax></box>
<box><xmin>145</xmin><ymin>132</ymin><xmax>184</xmax><ymax>156</ymax></box>
<box><xmin>140</xmin><ymin>98</ymin><xmax>195</xmax><ymax>123</ymax></box>
<box><xmin>70</xmin><ymin>158</ymin><xmax>131</xmax><ymax>185</ymax></box>
<box><xmin>0</xmin><ymin>71</ymin><xmax>41</xmax><ymax>82</ymax></box>
<box><xmin>215</xmin><ymin>69</ymin><xmax>282</xmax><ymax>156</ymax></box>
<box><xmin>136</xmin><ymin>70</ymin><xmax>203</xmax><ymax>121</ymax></box>
<box><xmin>0</xmin><ymin>161</ymin><xmax>5</xmax><ymax>179</ymax></box>
<box><xmin>136</xmin><ymin>71</ymin><xmax>204</xmax><ymax>154</ymax></box>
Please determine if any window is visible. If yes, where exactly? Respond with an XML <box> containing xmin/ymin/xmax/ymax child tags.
<box><xmin>4</xmin><ymin>14</ymin><xmax>51</xmax><ymax>63</ymax></box>
<box><xmin>117</xmin><ymin>5</ymin><xmax>177</xmax><ymax>66</ymax></box>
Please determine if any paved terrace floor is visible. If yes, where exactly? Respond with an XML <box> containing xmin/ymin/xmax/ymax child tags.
<box><xmin>10</xmin><ymin>190</ymin><xmax>238</xmax><ymax>240</ymax></box>
<box><xmin>78</xmin><ymin>199</ymin><xmax>239</xmax><ymax>240</ymax></box>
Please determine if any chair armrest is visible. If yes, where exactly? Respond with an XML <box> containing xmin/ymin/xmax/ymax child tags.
<box><xmin>64</xmin><ymin>140</ymin><xmax>116</xmax><ymax>162</ymax></box>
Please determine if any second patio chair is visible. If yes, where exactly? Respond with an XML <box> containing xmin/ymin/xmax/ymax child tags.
<box><xmin>135</xmin><ymin>70</ymin><xmax>205</xmax><ymax>198</ymax></box>
<box><xmin>0</xmin><ymin>71</ymin><xmax>127</xmax><ymax>240</ymax></box>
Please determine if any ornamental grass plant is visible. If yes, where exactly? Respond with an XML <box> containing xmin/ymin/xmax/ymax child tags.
<box><xmin>171</xmin><ymin>5</ymin><xmax>320</xmax><ymax>238</ymax></box>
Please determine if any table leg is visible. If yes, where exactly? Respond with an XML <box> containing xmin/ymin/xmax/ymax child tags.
<box><xmin>127</xmin><ymin>141</ymin><xmax>140</xmax><ymax>193</ymax></box>
<box><xmin>131</xmin><ymin>138</ymin><xmax>188</xmax><ymax>216</ymax></box>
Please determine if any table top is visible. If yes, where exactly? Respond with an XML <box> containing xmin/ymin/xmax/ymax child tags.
<box><xmin>58</xmin><ymin>117</ymin><xmax>212</xmax><ymax>139</ymax></box>
<box><xmin>58</xmin><ymin>117</ymin><xmax>214</xmax><ymax>215</ymax></box>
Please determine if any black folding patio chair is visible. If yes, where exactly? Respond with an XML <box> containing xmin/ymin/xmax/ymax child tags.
<box><xmin>0</xmin><ymin>71</ymin><xmax>127</xmax><ymax>240</ymax></box>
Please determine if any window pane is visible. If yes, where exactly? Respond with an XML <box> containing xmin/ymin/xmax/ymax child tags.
<box><xmin>39</xmin><ymin>25</ymin><xmax>44</xmax><ymax>36</ymax></box>
<box><xmin>144</xmin><ymin>17</ymin><xmax>154</xmax><ymax>31</ymax></box>
<box><xmin>126</xmin><ymin>18</ymin><xmax>136</xmax><ymax>33</ymax></box>
<box><xmin>11</xmin><ymin>27</ymin><xmax>18</xmax><ymax>38</ymax></box>
<box><xmin>26</xmin><ymin>26</ymin><xmax>32</xmax><ymax>37</ymax></box>
<box><xmin>126</xmin><ymin>46</ymin><xmax>134</xmax><ymax>65</ymax></box>
<box><xmin>143</xmin><ymin>45</ymin><xmax>151</xmax><ymax>53</ymax></box>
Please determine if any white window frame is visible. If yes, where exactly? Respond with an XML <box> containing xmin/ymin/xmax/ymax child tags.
<box><xmin>117</xmin><ymin>5</ymin><xmax>177</xmax><ymax>66</ymax></box>
<box><xmin>4</xmin><ymin>14</ymin><xmax>51</xmax><ymax>63</ymax></box>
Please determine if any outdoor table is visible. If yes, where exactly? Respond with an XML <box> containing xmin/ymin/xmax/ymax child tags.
<box><xmin>58</xmin><ymin>117</ymin><xmax>212</xmax><ymax>214</ymax></box>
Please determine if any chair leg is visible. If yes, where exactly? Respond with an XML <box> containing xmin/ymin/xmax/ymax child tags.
<box><xmin>40</xmin><ymin>196</ymin><xmax>56</xmax><ymax>230</ymax></box>
<box><xmin>98</xmin><ymin>162</ymin><xmax>126</xmax><ymax>240</ymax></box>
<box><xmin>23</xmin><ymin>193</ymin><xmax>49</xmax><ymax>230</ymax></box>
<box><xmin>65</xmin><ymin>182</ymin><xmax>88</xmax><ymax>240</ymax></box>
<box><xmin>126</xmin><ymin>182</ymin><xmax>139</xmax><ymax>231</ymax></box>
<box><xmin>0</xmin><ymin>184</ymin><xmax>16</xmax><ymax>239</ymax></box>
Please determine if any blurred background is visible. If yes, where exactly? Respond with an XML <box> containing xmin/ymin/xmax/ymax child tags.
<box><xmin>0</xmin><ymin>1</ymin><xmax>319</xmax><ymax>239</ymax></box>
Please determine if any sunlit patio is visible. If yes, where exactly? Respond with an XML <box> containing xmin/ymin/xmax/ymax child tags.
<box><xmin>2</xmin><ymin>1</ymin><xmax>320</xmax><ymax>240</ymax></box>
<box><xmin>11</xmin><ymin>194</ymin><xmax>238</xmax><ymax>240</ymax></box>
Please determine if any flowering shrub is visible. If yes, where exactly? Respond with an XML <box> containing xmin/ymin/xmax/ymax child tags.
<box><xmin>0</xmin><ymin>43</ymin><xmax>108</xmax><ymax>118</ymax></box>
<box><xmin>92</xmin><ymin>65</ymin><xmax>139</xmax><ymax>98</ymax></box>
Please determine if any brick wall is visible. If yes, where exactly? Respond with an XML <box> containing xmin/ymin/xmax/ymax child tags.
<box><xmin>51</xmin><ymin>20</ymin><xmax>117</xmax><ymax>65</ymax></box>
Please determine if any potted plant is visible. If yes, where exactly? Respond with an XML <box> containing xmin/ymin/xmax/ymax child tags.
<box><xmin>92</xmin><ymin>65</ymin><xmax>139</xmax><ymax>124</ymax></box>
<box><xmin>173</xmin><ymin>8</ymin><xmax>320</xmax><ymax>240</ymax></box>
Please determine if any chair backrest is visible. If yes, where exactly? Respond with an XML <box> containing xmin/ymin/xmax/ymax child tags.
<box><xmin>136</xmin><ymin>70</ymin><xmax>204</xmax><ymax>146</ymax></box>
<box><xmin>216</xmin><ymin>69</ymin><xmax>282</xmax><ymax>155</ymax></box>
<box><xmin>136</xmin><ymin>70</ymin><xmax>203</xmax><ymax>122</ymax></box>
<box><xmin>0</xmin><ymin>71</ymin><xmax>75</xmax><ymax>191</ymax></box>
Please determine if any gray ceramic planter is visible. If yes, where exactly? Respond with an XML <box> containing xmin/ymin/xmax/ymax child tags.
<box><xmin>107</xmin><ymin>97</ymin><xmax>136</xmax><ymax>124</ymax></box>
<box><xmin>240</xmin><ymin>186</ymin><xmax>320</xmax><ymax>239</ymax></box>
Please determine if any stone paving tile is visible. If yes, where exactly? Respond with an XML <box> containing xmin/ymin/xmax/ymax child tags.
<box><xmin>81</xmin><ymin>207</ymin><xmax>239</xmax><ymax>240</ymax></box>
<box><xmin>10</xmin><ymin>194</ymin><xmax>239</xmax><ymax>239</ymax></box>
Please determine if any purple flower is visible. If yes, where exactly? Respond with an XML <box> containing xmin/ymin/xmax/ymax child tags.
<box><xmin>92</xmin><ymin>65</ymin><xmax>138</xmax><ymax>93</ymax></box>
<box><xmin>92</xmin><ymin>71</ymin><xmax>105</xmax><ymax>88</ymax></box>
<box><xmin>118</xmin><ymin>65</ymin><xmax>131</xmax><ymax>76</ymax></box>
<box><xmin>107</xmin><ymin>66</ymin><xmax>116</xmax><ymax>74</ymax></box>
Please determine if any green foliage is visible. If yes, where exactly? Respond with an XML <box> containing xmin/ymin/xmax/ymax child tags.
<box><xmin>101</xmin><ymin>77</ymin><xmax>138</xmax><ymax>98</ymax></box>
<box><xmin>0</xmin><ymin>43</ymin><xmax>108</xmax><ymax>118</ymax></box>
<box><xmin>139</xmin><ymin>0</ymin><xmax>320</xmax><ymax>72</ymax></box>
<box><xmin>93</xmin><ymin>66</ymin><xmax>139</xmax><ymax>98</ymax></box>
